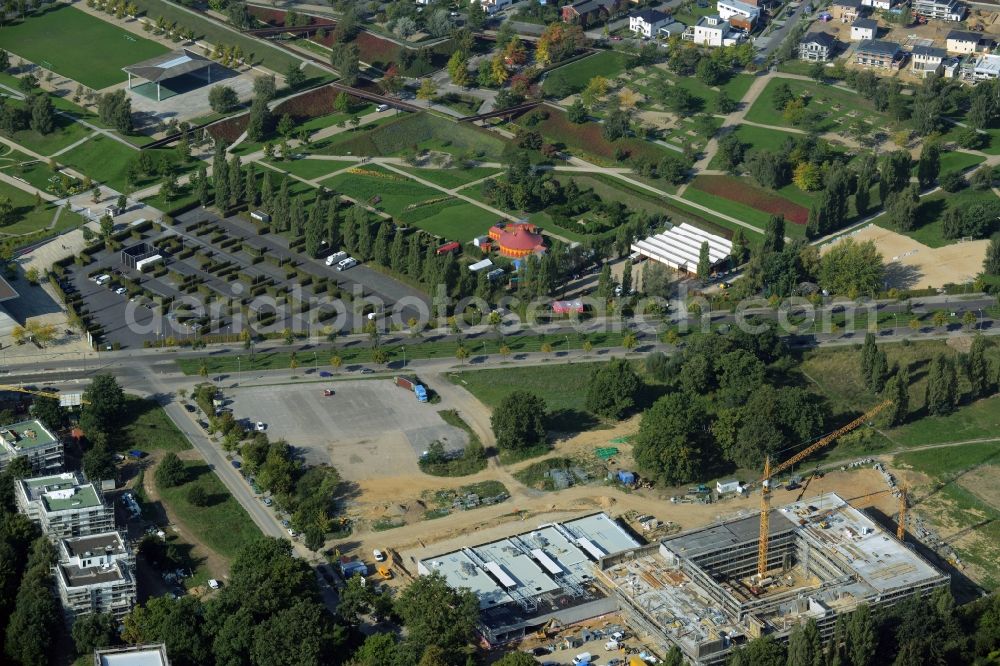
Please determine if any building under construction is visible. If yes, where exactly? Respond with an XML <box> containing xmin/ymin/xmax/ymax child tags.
<box><xmin>595</xmin><ymin>493</ymin><xmax>948</xmax><ymax>665</ymax></box>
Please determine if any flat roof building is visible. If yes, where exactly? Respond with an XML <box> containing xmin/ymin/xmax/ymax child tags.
<box><xmin>16</xmin><ymin>472</ymin><xmax>114</xmax><ymax>540</ymax></box>
<box><xmin>631</xmin><ymin>223</ymin><xmax>732</xmax><ymax>274</ymax></box>
<box><xmin>56</xmin><ymin>532</ymin><xmax>135</xmax><ymax>620</ymax></box>
<box><xmin>0</xmin><ymin>418</ymin><xmax>64</xmax><ymax>474</ymax></box>
<box><xmin>418</xmin><ymin>513</ymin><xmax>640</xmax><ymax>645</ymax></box>
<box><xmin>95</xmin><ymin>644</ymin><xmax>170</xmax><ymax>666</ymax></box>
<box><xmin>595</xmin><ymin>493</ymin><xmax>948</xmax><ymax>665</ymax></box>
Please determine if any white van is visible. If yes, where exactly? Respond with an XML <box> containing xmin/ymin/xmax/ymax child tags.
<box><xmin>94</xmin><ymin>274</ymin><xmax>111</xmax><ymax>285</ymax></box>
<box><xmin>337</xmin><ymin>258</ymin><xmax>357</xmax><ymax>271</ymax></box>
<box><xmin>325</xmin><ymin>251</ymin><xmax>348</xmax><ymax>266</ymax></box>
<box><xmin>376</xmin><ymin>103</ymin><xmax>390</xmax><ymax>112</ymax></box>
<box><xmin>572</xmin><ymin>653</ymin><xmax>593</xmax><ymax>665</ymax></box>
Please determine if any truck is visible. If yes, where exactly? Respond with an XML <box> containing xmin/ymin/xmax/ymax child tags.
<box><xmin>394</xmin><ymin>376</ymin><xmax>429</xmax><ymax>402</ymax></box>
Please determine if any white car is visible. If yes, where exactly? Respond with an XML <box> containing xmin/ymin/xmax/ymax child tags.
<box><xmin>336</xmin><ymin>258</ymin><xmax>357</xmax><ymax>271</ymax></box>
<box><xmin>376</xmin><ymin>103</ymin><xmax>389</xmax><ymax>112</ymax></box>
<box><xmin>208</xmin><ymin>579</ymin><xmax>221</xmax><ymax>590</ymax></box>
<box><xmin>94</xmin><ymin>274</ymin><xmax>111</xmax><ymax>285</ymax></box>
<box><xmin>325</xmin><ymin>251</ymin><xmax>347</xmax><ymax>266</ymax></box>
<box><xmin>255</xmin><ymin>421</ymin><xmax>266</xmax><ymax>432</ymax></box>
<box><xmin>115</xmin><ymin>287</ymin><xmax>127</xmax><ymax>295</ymax></box>
<box><xmin>373</xmin><ymin>549</ymin><xmax>386</xmax><ymax>562</ymax></box>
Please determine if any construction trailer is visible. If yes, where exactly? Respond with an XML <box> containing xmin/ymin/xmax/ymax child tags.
<box><xmin>594</xmin><ymin>493</ymin><xmax>948</xmax><ymax>665</ymax></box>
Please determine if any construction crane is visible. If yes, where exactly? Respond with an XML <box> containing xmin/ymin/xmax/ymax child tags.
<box><xmin>897</xmin><ymin>484</ymin><xmax>907</xmax><ymax>541</ymax></box>
<box><xmin>757</xmin><ymin>399</ymin><xmax>892</xmax><ymax>578</ymax></box>
<box><xmin>0</xmin><ymin>385</ymin><xmax>88</xmax><ymax>406</ymax></box>
<box><xmin>795</xmin><ymin>466</ymin><xmax>822</xmax><ymax>503</ymax></box>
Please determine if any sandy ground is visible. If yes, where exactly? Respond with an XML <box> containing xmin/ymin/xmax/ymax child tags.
<box><xmin>826</xmin><ymin>224</ymin><xmax>988</xmax><ymax>290</ymax></box>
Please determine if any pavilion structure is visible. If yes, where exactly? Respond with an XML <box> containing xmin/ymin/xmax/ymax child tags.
<box><xmin>123</xmin><ymin>49</ymin><xmax>214</xmax><ymax>102</ymax></box>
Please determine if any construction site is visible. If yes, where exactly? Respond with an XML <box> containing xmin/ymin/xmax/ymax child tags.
<box><xmin>595</xmin><ymin>493</ymin><xmax>949</xmax><ymax>665</ymax></box>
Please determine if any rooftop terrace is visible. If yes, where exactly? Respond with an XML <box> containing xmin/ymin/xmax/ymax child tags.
<box><xmin>1</xmin><ymin>419</ymin><xmax>56</xmax><ymax>451</ymax></box>
<box><xmin>63</xmin><ymin>532</ymin><xmax>127</xmax><ymax>559</ymax></box>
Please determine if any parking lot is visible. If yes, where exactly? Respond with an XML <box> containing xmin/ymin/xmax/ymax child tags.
<box><xmin>60</xmin><ymin>208</ymin><xmax>431</xmax><ymax>349</ymax></box>
<box><xmin>223</xmin><ymin>381</ymin><xmax>469</xmax><ymax>481</ymax></box>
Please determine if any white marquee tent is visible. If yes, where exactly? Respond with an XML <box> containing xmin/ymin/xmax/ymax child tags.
<box><xmin>630</xmin><ymin>223</ymin><xmax>732</xmax><ymax>273</ymax></box>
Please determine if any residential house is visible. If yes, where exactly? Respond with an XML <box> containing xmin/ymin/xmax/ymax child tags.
<box><xmin>562</xmin><ymin>0</ymin><xmax>618</xmax><ymax>26</ymax></box>
<box><xmin>685</xmin><ymin>14</ymin><xmax>744</xmax><ymax>47</ymax></box>
<box><xmin>911</xmin><ymin>45</ymin><xmax>946</xmax><ymax>77</ymax></box>
<box><xmin>912</xmin><ymin>0</ymin><xmax>965</xmax><ymax>21</ymax></box>
<box><xmin>475</xmin><ymin>0</ymin><xmax>513</xmax><ymax>14</ymax></box>
<box><xmin>831</xmin><ymin>0</ymin><xmax>862</xmax><ymax>21</ymax></box>
<box><xmin>963</xmin><ymin>54</ymin><xmax>1000</xmax><ymax>81</ymax></box>
<box><xmin>799</xmin><ymin>31</ymin><xmax>837</xmax><ymax>61</ymax></box>
<box><xmin>0</xmin><ymin>419</ymin><xmax>64</xmax><ymax>475</ymax></box>
<box><xmin>850</xmin><ymin>18</ymin><xmax>877</xmax><ymax>41</ymax></box>
<box><xmin>717</xmin><ymin>0</ymin><xmax>760</xmax><ymax>24</ymax></box>
<box><xmin>855</xmin><ymin>39</ymin><xmax>905</xmax><ymax>69</ymax></box>
<box><xmin>946</xmin><ymin>30</ymin><xmax>994</xmax><ymax>54</ymax></box>
<box><xmin>56</xmin><ymin>532</ymin><xmax>136</xmax><ymax>620</ymax></box>
<box><xmin>15</xmin><ymin>472</ymin><xmax>115</xmax><ymax>540</ymax></box>
<box><xmin>629</xmin><ymin>9</ymin><xmax>672</xmax><ymax>37</ymax></box>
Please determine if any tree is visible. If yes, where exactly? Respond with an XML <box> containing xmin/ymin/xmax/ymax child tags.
<box><xmin>495</xmin><ymin>653</ymin><xmax>539</xmax><ymax>666</ymax></box>
<box><xmin>567</xmin><ymin>98</ymin><xmax>588</xmax><ymax>123</ymax></box>
<box><xmin>917</xmin><ymin>141</ymin><xmax>940</xmax><ymax>188</ymax></box>
<box><xmin>246</xmin><ymin>98</ymin><xmax>272</xmax><ymax>142</ymax></box>
<box><xmin>31</xmin><ymin>396</ymin><xmax>65</xmax><ymax>431</ymax></box>
<box><xmin>123</xmin><ymin>595</ymin><xmax>208</xmax><ymax>666</ymax></box>
<box><xmin>869</xmin><ymin>346</ymin><xmax>889</xmax><ymax>393</ymax></box>
<box><xmin>250</xmin><ymin>599</ymin><xmax>336</xmax><ymax>666</ymax></box>
<box><xmin>793</xmin><ymin>161</ymin><xmax>822</xmax><ymax>191</ymax></box>
<box><xmin>355</xmin><ymin>633</ymin><xmax>400</xmax><ymax>666</ymax></box>
<box><xmin>883</xmin><ymin>365</ymin><xmax>910</xmax><ymax>427</ymax></box>
<box><xmin>29</xmin><ymin>94</ymin><xmax>54</xmax><ymax>135</ymax></box>
<box><xmin>634</xmin><ymin>392</ymin><xmax>711</xmax><ymax>486</ymax></box>
<box><xmin>763</xmin><ymin>214</ymin><xmax>785</xmax><ymax>255</ymax></box>
<box><xmin>466</xmin><ymin>0</ymin><xmax>486</xmax><ymax>29</ymax></box>
<box><xmin>697</xmin><ymin>241</ymin><xmax>711</xmax><ymax>280</ymax></box>
<box><xmin>715</xmin><ymin>90</ymin><xmax>737</xmax><ymax>114</ymax></box>
<box><xmin>253</xmin><ymin>75</ymin><xmax>277</xmax><ymax>102</ymax></box>
<box><xmin>208</xmin><ymin>85</ymin><xmax>239</xmax><ymax>113</ymax></box>
<box><xmin>330</xmin><ymin>43</ymin><xmax>360</xmax><ymax>86</ymax></box>
<box><xmin>416</xmin><ymin>78</ymin><xmax>437</xmax><ymax>101</ymax></box>
<box><xmin>394</xmin><ymin>572</ymin><xmax>479</xmax><ymax>664</ymax></box>
<box><xmin>585</xmin><ymin>358</ymin><xmax>642</xmax><ymax>420</ymax></box>
<box><xmin>880</xmin><ymin>150</ymin><xmax>912</xmax><ymax>201</ymax></box>
<box><xmin>156</xmin><ymin>452</ymin><xmax>187</xmax><ymax>488</ymax></box>
<box><xmin>717</xmin><ymin>134</ymin><xmax>747</xmax><ymax>174</ymax></box>
<box><xmin>925</xmin><ymin>354</ymin><xmax>958</xmax><ymax>416</ymax></box>
<box><xmin>602</xmin><ymin>109</ymin><xmax>631</xmax><ymax>142</ymax></box>
<box><xmin>446</xmin><ymin>51</ymin><xmax>469</xmax><ymax>87</ymax></box>
<box><xmin>885</xmin><ymin>186</ymin><xmax>920</xmax><ymax>232</ymax></box>
<box><xmin>285</xmin><ymin>62</ymin><xmax>306</xmax><ymax>90</ymax></box>
<box><xmin>5</xmin><ymin>537</ymin><xmax>60</xmax><ymax>666</ymax></box>
<box><xmin>186</xmin><ymin>484</ymin><xmax>209</xmax><ymax>507</ymax></box>
<box><xmin>491</xmin><ymin>390</ymin><xmax>547</xmax><ymax>452</ymax></box>
<box><xmin>730</xmin><ymin>635</ymin><xmax>786</xmax><ymax>666</ymax></box>
<box><xmin>986</xmin><ymin>235</ymin><xmax>1000</xmax><ymax>276</ymax></box>
<box><xmin>966</xmin><ymin>335</ymin><xmax>993</xmax><ymax>400</ymax></box>
<box><xmin>0</xmin><ymin>50</ymin><xmax>9</xmax><ymax>73</ymax></box>
<box><xmin>72</xmin><ymin>611</ymin><xmax>117</xmax><ymax>655</ymax></box>
<box><xmin>818</xmin><ymin>238</ymin><xmax>884</xmax><ymax>297</ymax></box>
<box><xmin>80</xmin><ymin>374</ymin><xmax>125</xmax><ymax>447</ymax></box>
<box><xmin>847</xmin><ymin>604</ymin><xmax>877</xmax><ymax>666</ymax></box>
<box><xmin>745</xmin><ymin>150</ymin><xmax>789</xmax><ymax>190</ymax></box>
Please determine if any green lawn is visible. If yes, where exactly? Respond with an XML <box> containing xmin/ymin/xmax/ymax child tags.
<box><xmin>871</xmin><ymin>187</ymin><xmax>999</xmax><ymax>248</ymax></box>
<box><xmin>266</xmin><ymin>158</ymin><xmax>357</xmax><ymax>181</ymax></box>
<box><xmin>123</xmin><ymin>397</ymin><xmax>192</xmax><ymax>453</ymax></box>
<box><xmin>320</xmin><ymin>165</ymin><xmax>444</xmax><ymax>216</ymax></box>
<box><xmin>155</xmin><ymin>460</ymin><xmax>261</xmax><ymax>559</ymax></box>
<box><xmin>2</xmin><ymin>5</ymin><xmax>168</xmax><ymax>89</ymax></box>
<box><xmin>937</xmin><ymin>151</ymin><xmax>986</xmax><ymax>175</ymax></box>
<box><xmin>0</xmin><ymin>179</ymin><xmax>61</xmax><ymax>235</ymax></box>
<box><xmin>664</xmin><ymin>71</ymin><xmax>755</xmax><ymax>111</ymax></box>
<box><xmin>4</xmin><ymin>102</ymin><xmax>95</xmax><ymax>157</ymax></box>
<box><xmin>0</xmin><ymin>147</ymin><xmax>61</xmax><ymax>192</ymax></box>
<box><xmin>707</xmin><ymin>125</ymin><xmax>801</xmax><ymax>170</ymax></box>
<box><xmin>299</xmin><ymin>105</ymin><xmax>376</xmax><ymax>134</ymax></box>
<box><xmin>129</xmin><ymin>0</ymin><xmax>304</xmax><ymax>75</ymax></box>
<box><xmin>744</xmin><ymin>77</ymin><xmax>876</xmax><ymax>133</ymax></box>
<box><xmin>543</xmin><ymin>50</ymin><xmax>631</xmax><ymax>95</ymax></box>
<box><xmin>396</xmin><ymin>199</ymin><xmax>496</xmax><ymax>242</ymax></box>
<box><xmin>801</xmin><ymin>339</ymin><xmax>1000</xmax><ymax>448</ymax></box>
<box><xmin>59</xmin><ymin>135</ymin><xmax>138</xmax><ymax>190</ymax></box>
<box><xmin>142</xmin><ymin>183</ymin><xmax>199</xmax><ymax>215</ymax></box>
<box><xmin>394</xmin><ymin>165</ymin><xmax>503</xmax><ymax>190</ymax></box>
<box><xmin>941</xmin><ymin>120</ymin><xmax>1000</xmax><ymax>156</ymax></box>
<box><xmin>452</xmin><ymin>362</ymin><xmax>608</xmax><ymax>432</ymax></box>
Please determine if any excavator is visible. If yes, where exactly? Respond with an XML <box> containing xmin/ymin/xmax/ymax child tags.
<box><xmin>535</xmin><ymin>618</ymin><xmax>562</xmax><ymax>639</ymax></box>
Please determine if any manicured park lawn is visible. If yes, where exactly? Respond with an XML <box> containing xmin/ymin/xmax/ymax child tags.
<box><xmin>707</xmin><ymin>125</ymin><xmax>800</xmax><ymax>170</ymax></box>
<box><xmin>871</xmin><ymin>187</ymin><xmax>999</xmax><ymax>248</ymax></box>
<box><xmin>543</xmin><ymin>50</ymin><xmax>630</xmax><ymax>95</ymax></box>
<box><xmin>937</xmin><ymin>151</ymin><xmax>986</xmax><ymax>175</ymax></box>
<box><xmin>663</xmin><ymin>71</ymin><xmax>755</xmax><ymax>110</ymax></box>
<box><xmin>2</xmin><ymin>99</ymin><xmax>95</xmax><ymax>156</ymax></box>
<box><xmin>0</xmin><ymin>180</ymin><xmax>69</xmax><ymax>236</ymax></box>
<box><xmin>941</xmin><ymin>120</ymin><xmax>1000</xmax><ymax>156</ymax></box>
<box><xmin>397</xmin><ymin>200</ymin><xmax>496</xmax><ymax>242</ymax></box>
<box><xmin>394</xmin><ymin>165</ymin><xmax>503</xmax><ymax>190</ymax></box>
<box><xmin>299</xmin><ymin>104</ymin><xmax>376</xmax><ymax>134</ymax></box>
<box><xmin>320</xmin><ymin>164</ymin><xmax>445</xmax><ymax>216</ymax></box>
<box><xmin>266</xmin><ymin>157</ymin><xmax>357</xmax><ymax>181</ymax></box>
<box><xmin>59</xmin><ymin>135</ymin><xmax>138</xmax><ymax>191</ymax></box>
<box><xmin>155</xmin><ymin>460</ymin><xmax>261</xmax><ymax>559</ymax></box>
<box><xmin>745</xmin><ymin>78</ymin><xmax>874</xmax><ymax>133</ymax></box>
<box><xmin>0</xmin><ymin>150</ymin><xmax>66</xmax><ymax>193</ymax></box>
<box><xmin>1</xmin><ymin>5</ymin><xmax>168</xmax><ymax>90</ymax></box>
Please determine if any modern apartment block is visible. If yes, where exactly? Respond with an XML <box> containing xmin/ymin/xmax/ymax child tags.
<box><xmin>912</xmin><ymin>0</ymin><xmax>965</xmax><ymax>21</ymax></box>
<box><xmin>56</xmin><ymin>532</ymin><xmax>136</xmax><ymax>620</ymax></box>
<box><xmin>94</xmin><ymin>644</ymin><xmax>170</xmax><ymax>666</ymax></box>
<box><xmin>0</xmin><ymin>419</ymin><xmax>64</xmax><ymax>474</ymax></box>
<box><xmin>15</xmin><ymin>472</ymin><xmax>115</xmax><ymax>540</ymax></box>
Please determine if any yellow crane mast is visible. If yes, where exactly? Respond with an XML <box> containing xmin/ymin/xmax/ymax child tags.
<box><xmin>757</xmin><ymin>399</ymin><xmax>893</xmax><ymax>578</ymax></box>
<box><xmin>0</xmin><ymin>384</ymin><xmax>89</xmax><ymax>405</ymax></box>
<box><xmin>897</xmin><ymin>485</ymin><xmax>908</xmax><ymax>542</ymax></box>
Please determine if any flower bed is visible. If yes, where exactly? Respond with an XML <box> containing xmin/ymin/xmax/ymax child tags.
<box><xmin>525</xmin><ymin>107</ymin><xmax>672</xmax><ymax>165</ymax></box>
<box><xmin>273</xmin><ymin>86</ymin><xmax>363</xmax><ymax>122</ymax></box>
<box><xmin>690</xmin><ymin>175</ymin><xmax>809</xmax><ymax>225</ymax></box>
<box><xmin>207</xmin><ymin>113</ymin><xmax>249</xmax><ymax>143</ymax></box>
<box><xmin>248</xmin><ymin>6</ymin><xmax>333</xmax><ymax>28</ymax></box>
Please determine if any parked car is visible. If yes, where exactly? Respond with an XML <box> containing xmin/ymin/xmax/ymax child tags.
<box><xmin>255</xmin><ymin>421</ymin><xmax>266</xmax><ymax>432</ymax></box>
<box><xmin>231</xmin><ymin>460</ymin><xmax>241</xmax><ymax>469</ymax></box>
<box><xmin>208</xmin><ymin>579</ymin><xmax>221</xmax><ymax>590</ymax></box>
<box><xmin>376</xmin><ymin>103</ymin><xmax>390</xmax><ymax>112</ymax></box>
<box><xmin>184</xmin><ymin>404</ymin><xmax>196</xmax><ymax>413</ymax></box>
<box><xmin>263</xmin><ymin>497</ymin><xmax>273</xmax><ymax>506</ymax></box>
<box><xmin>373</xmin><ymin>549</ymin><xmax>386</xmax><ymax>562</ymax></box>
<box><xmin>336</xmin><ymin>257</ymin><xmax>358</xmax><ymax>271</ymax></box>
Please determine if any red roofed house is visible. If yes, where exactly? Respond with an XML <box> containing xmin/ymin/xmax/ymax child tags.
<box><xmin>488</xmin><ymin>221</ymin><xmax>546</xmax><ymax>258</ymax></box>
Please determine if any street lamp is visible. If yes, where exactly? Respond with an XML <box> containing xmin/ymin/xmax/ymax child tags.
<box><xmin>237</xmin><ymin>355</ymin><xmax>241</xmax><ymax>385</ymax></box>
<box><xmin>313</xmin><ymin>351</ymin><xmax>317</xmax><ymax>374</ymax></box>
<box><xmin>978</xmin><ymin>308</ymin><xmax>984</xmax><ymax>331</ymax></box>
<box><xmin>401</xmin><ymin>346</ymin><xmax>406</xmax><ymax>370</ymax></box>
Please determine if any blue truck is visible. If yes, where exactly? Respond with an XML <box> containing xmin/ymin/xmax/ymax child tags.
<box><xmin>395</xmin><ymin>376</ymin><xmax>428</xmax><ymax>402</ymax></box>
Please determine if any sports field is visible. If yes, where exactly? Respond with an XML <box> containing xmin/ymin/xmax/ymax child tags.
<box><xmin>2</xmin><ymin>5</ymin><xmax>168</xmax><ymax>90</ymax></box>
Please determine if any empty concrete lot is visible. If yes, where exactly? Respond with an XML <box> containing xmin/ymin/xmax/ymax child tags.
<box><xmin>226</xmin><ymin>381</ymin><xmax>468</xmax><ymax>480</ymax></box>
